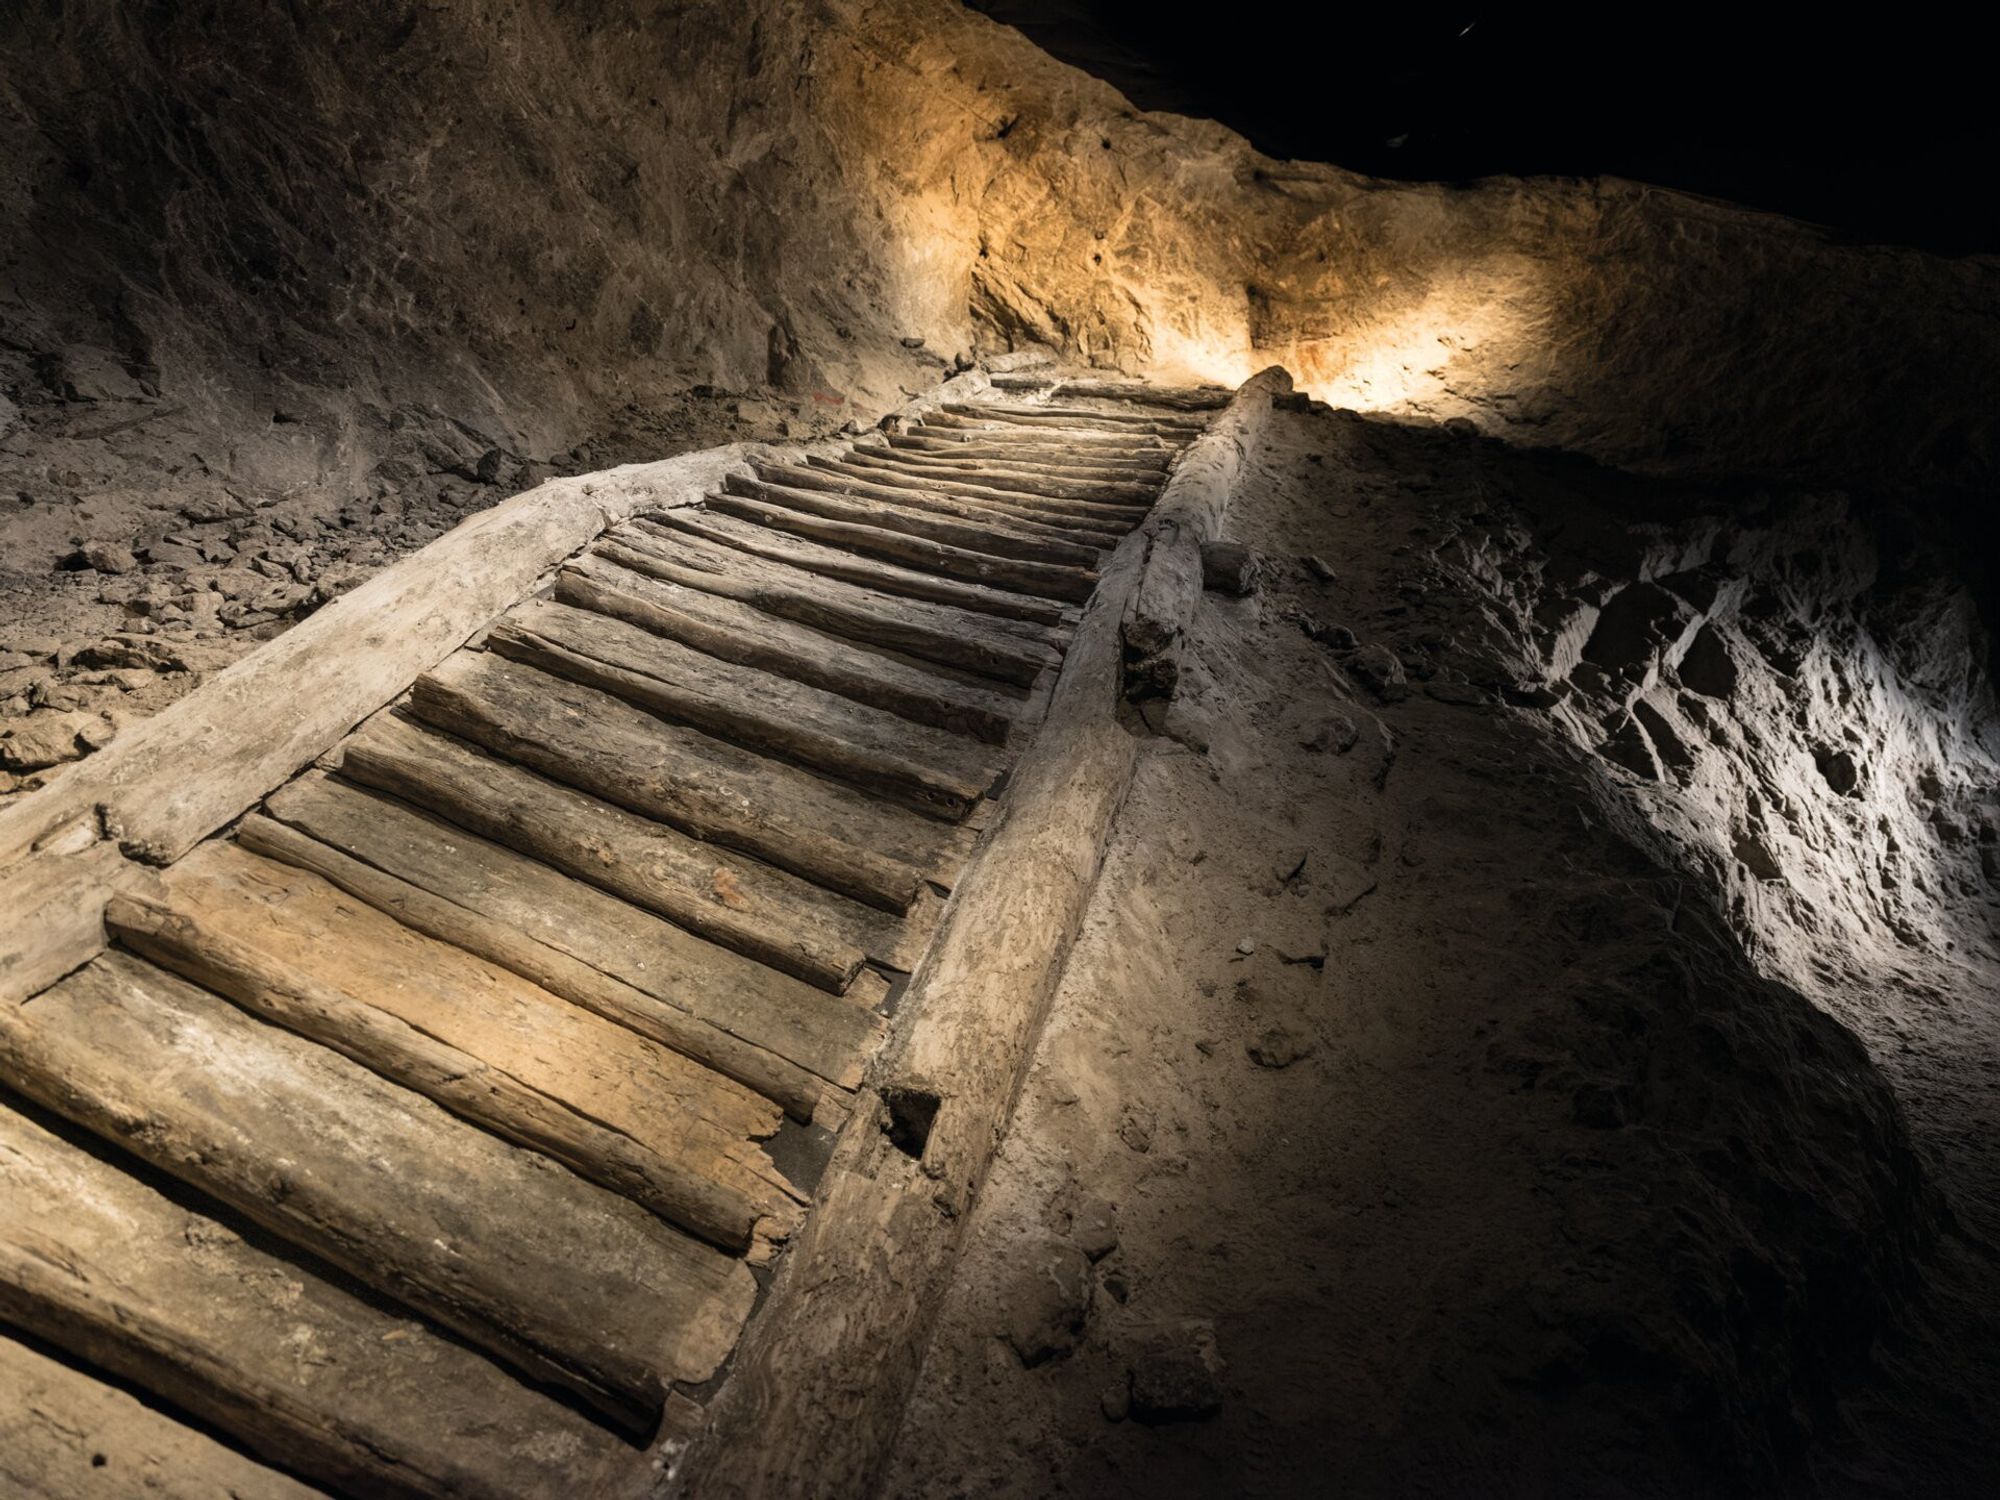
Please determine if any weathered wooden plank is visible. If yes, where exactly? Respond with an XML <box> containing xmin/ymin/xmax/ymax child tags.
<box><xmin>113</xmin><ymin>845</ymin><xmax>797</xmax><ymax>1253</ymax></box>
<box><xmin>489</xmin><ymin>599</ymin><xmax>1002</xmax><ymax>821</ymax></box>
<box><xmin>796</xmin><ymin>457</ymin><xmax>1132</xmax><ymax>542</ymax></box>
<box><xmin>946</xmin><ymin>401</ymin><xmax>1207</xmax><ymax>435</ymax></box>
<box><xmin>626</xmin><ymin>510</ymin><xmax>1070</xmax><ymax>637</ymax></box>
<box><xmin>886</xmin><ymin>433</ymin><xmax>1171</xmax><ymax>476</ymax></box>
<box><xmin>1123</xmin><ymin>366</ymin><xmax>1293</xmax><ymax>701</ymax></box>
<box><xmin>0</xmin><ymin>1105</ymin><xmax>625</xmax><ymax>1500</ymax></box>
<box><xmin>259</xmin><ymin>773</ymin><xmax>883</xmax><ymax>1091</ymax></box>
<box><xmin>991</xmin><ymin>374</ymin><xmax>1232</xmax><ymax>410</ymax></box>
<box><xmin>705</xmin><ymin>489</ymin><xmax>1099</xmax><ymax>604</ymax></box>
<box><xmin>807</xmin><ymin>456</ymin><xmax>1142</xmax><ymax>534</ymax></box>
<box><xmin>912</xmin><ymin>414</ymin><xmax>1175</xmax><ymax>450</ymax></box>
<box><xmin>841</xmin><ymin>446</ymin><xmax>1157</xmax><ymax>506</ymax></box>
<box><xmin>0</xmin><ymin>842</ymin><xmax>154</xmax><ymax>1003</ymax></box>
<box><xmin>0</xmin><ymin>1334</ymin><xmax>325</xmax><ymax>1500</ymax></box>
<box><xmin>337</xmin><ymin>713</ymin><xmax>889</xmax><ymax>990</ymax></box>
<box><xmin>1</xmin><ymin>951</ymin><xmax>756</xmax><ymax>1430</ymax></box>
<box><xmin>0</xmin><ymin>449</ymin><xmax>752</xmax><ymax>868</ymax></box>
<box><xmin>558</xmin><ymin>554</ymin><xmax>1017</xmax><ymax>747</ymax></box>
<box><xmin>729</xmin><ymin>470</ymin><xmax>1103</xmax><ymax>568</ymax></box>
<box><xmin>413</xmin><ymin>646</ymin><xmax>960</xmax><ymax>907</ymax></box>
<box><xmin>673</xmin><ymin>513</ymin><xmax>1151</xmax><ymax>1500</ymax></box>
<box><xmin>236</xmin><ymin>809</ymin><xmax>830</xmax><ymax>1126</ymax></box>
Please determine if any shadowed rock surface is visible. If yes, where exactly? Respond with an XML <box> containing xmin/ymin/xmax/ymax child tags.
<box><xmin>1</xmin><ymin>2</ymin><xmax>1995</xmax><ymax>1493</ymax></box>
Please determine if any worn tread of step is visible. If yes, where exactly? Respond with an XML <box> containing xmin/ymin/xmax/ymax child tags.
<box><xmin>490</xmin><ymin>598</ymin><xmax>1000</xmax><ymax>821</ymax></box>
<box><xmin>742</xmin><ymin>466</ymin><xmax>1103</xmax><ymax>564</ymax></box>
<box><xmin>705</xmin><ymin>488</ymin><xmax>1098</xmax><ymax>604</ymax></box>
<box><xmin>0</xmin><ymin>1333</ymin><xmax>325</xmax><ymax>1500</ymax></box>
<box><xmin>561</xmin><ymin>553</ymin><xmax>1018</xmax><ymax>747</ymax></box>
<box><xmin>624</xmin><ymin>510</ymin><xmax>1070</xmax><ymax>644</ymax></box>
<box><xmin>0</xmin><ymin>951</ymin><xmax>755</xmax><ymax>1427</ymax></box>
<box><xmin>797</xmin><ymin>457</ymin><xmax>1133</xmax><ymax>541</ymax></box>
<box><xmin>415</xmin><ymin>645</ymin><xmax>968</xmax><ymax>908</ymax></box>
<box><xmin>118</xmin><ymin>844</ymin><xmax>797</xmax><ymax>1251</ymax></box>
<box><xmin>339</xmin><ymin>713</ymin><xmax>914</xmax><ymax>990</ymax></box>
<box><xmin>261</xmin><ymin>772</ymin><xmax>884</xmax><ymax>1088</ymax></box>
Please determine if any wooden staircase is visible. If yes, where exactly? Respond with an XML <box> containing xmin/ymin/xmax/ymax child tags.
<box><xmin>0</xmin><ymin>373</ymin><xmax>1229</xmax><ymax>1498</ymax></box>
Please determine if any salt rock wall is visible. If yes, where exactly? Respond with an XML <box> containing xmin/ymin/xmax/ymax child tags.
<box><xmin>4</xmin><ymin>0</ymin><xmax>1996</xmax><ymax>553</ymax></box>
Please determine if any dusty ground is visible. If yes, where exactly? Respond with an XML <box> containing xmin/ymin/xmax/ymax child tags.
<box><xmin>885</xmin><ymin>404</ymin><xmax>2000</xmax><ymax>1497</ymax></box>
<box><xmin>0</xmin><ymin>384</ymin><xmax>860</xmax><ymax>799</ymax></box>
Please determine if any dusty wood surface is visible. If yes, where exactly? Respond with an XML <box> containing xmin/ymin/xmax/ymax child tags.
<box><xmin>842</xmin><ymin>446</ymin><xmax>1156</xmax><ymax>506</ymax></box>
<box><xmin>0</xmin><ymin>1105</ymin><xmax>625</xmax><ymax>1500</ymax></box>
<box><xmin>338</xmin><ymin>713</ymin><xmax>894</xmax><ymax>989</ymax></box>
<box><xmin>558</xmin><ymin>555</ymin><xmax>1019</xmax><ymax>748</ymax></box>
<box><xmin>1121</xmin><ymin>365</ymin><xmax>1293</xmax><ymax>699</ymax></box>
<box><xmin>702</xmin><ymin>489</ymin><xmax>1099</xmax><ymax>604</ymax></box>
<box><xmin>0</xmin><ymin>841</ymin><xmax>153</xmax><ymax>1003</ymax></box>
<box><xmin>415</xmin><ymin>646</ymin><xmax>936</xmax><ymax>911</ymax></box>
<box><xmin>914</xmin><ymin>414</ymin><xmax>1174</xmax><ymax>450</ymax></box>
<box><xmin>886</xmin><ymin>433</ymin><xmax>1171</xmax><ymax>475</ymax></box>
<box><xmin>986</xmin><ymin>374</ymin><xmax>1232</xmax><ymax>410</ymax></box>
<box><xmin>599</xmin><ymin>523</ymin><xmax>1063</xmax><ymax>684</ymax></box>
<box><xmin>236</xmin><ymin>808</ymin><xmax>830</xmax><ymax>1125</ymax></box>
<box><xmin>733</xmin><ymin>469</ymin><xmax>1103</xmax><ymax>565</ymax></box>
<box><xmin>640</xmin><ymin>508</ymin><xmax>1071</xmax><ymax>627</ymax></box>
<box><xmin>0</xmin><ymin>449</ymin><xmax>757</xmax><ymax>869</ymax></box>
<box><xmin>786</xmin><ymin>459</ymin><xmax>1129</xmax><ymax>542</ymax></box>
<box><xmin>1</xmin><ymin>950</ymin><xmax>755</xmax><ymax>1430</ymax></box>
<box><xmin>670</xmin><ymin>528</ymin><xmax>1149</xmax><ymax>1500</ymax></box>
<box><xmin>489</xmin><ymin>599</ymin><xmax>1002</xmax><ymax>820</ymax></box>
<box><xmin>0</xmin><ymin>1334</ymin><xmax>325</xmax><ymax>1500</ymax></box>
<box><xmin>944</xmin><ymin>401</ymin><xmax>1207</xmax><ymax>435</ymax></box>
<box><xmin>259</xmin><ymin>773</ymin><xmax>883</xmax><ymax>1090</ymax></box>
<box><xmin>114</xmin><ymin>844</ymin><xmax>796</xmax><ymax>1252</ymax></box>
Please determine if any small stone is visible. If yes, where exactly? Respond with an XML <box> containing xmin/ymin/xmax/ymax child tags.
<box><xmin>0</xmin><ymin>711</ymin><xmax>96</xmax><ymax>772</ymax></box>
<box><xmin>1100</xmin><ymin>1379</ymin><xmax>1131</xmax><ymax>1423</ymax></box>
<box><xmin>1425</xmin><ymin>678</ymin><xmax>1489</xmax><ymax>706</ymax></box>
<box><xmin>1068</xmin><ymin>1193</ymin><xmax>1119</xmax><ymax>1262</ymax></box>
<box><xmin>1247</xmin><ymin>1026</ymin><xmax>1314</xmax><ymax>1069</ymax></box>
<box><xmin>899</xmin><ymin>336</ymin><xmax>926</xmax><ymax>349</ymax></box>
<box><xmin>1234</xmin><ymin>937</ymin><xmax>1256</xmax><ymax>956</ymax></box>
<box><xmin>1002</xmin><ymin>1238</ymin><xmax>1093</xmax><ymax>1366</ymax></box>
<box><xmin>1302</xmin><ymin>712</ymin><xmax>1360</xmax><ymax>754</ymax></box>
<box><xmin>1303</xmin><ymin>554</ymin><xmax>1338</xmax><ymax>583</ymax></box>
<box><xmin>77</xmin><ymin>540</ymin><xmax>138</xmax><ymax>574</ymax></box>
<box><xmin>1346</xmin><ymin>644</ymin><xmax>1408</xmax><ymax>702</ymax></box>
<box><xmin>1128</xmin><ymin>1320</ymin><xmax>1225</xmax><ymax>1422</ymax></box>
<box><xmin>1118</xmin><ymin>1110</ymin><xmax>1154</xmax><ymax>1154</ymax></box>
<box><xmin>1273</xmin><ymin>848</ymin><xmax>1308</xmax><ymax>885</ymax></box>
<box><xmin>1304</xmin><ymin>618</ymin><xmax>1358</xmax><ymax>650</ymax></box>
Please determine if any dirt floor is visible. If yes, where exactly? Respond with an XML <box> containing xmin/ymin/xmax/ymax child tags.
<box><xmin>883</xmin><ymin>403</ymin><xmax>2000</xmax><ymax>1498</ymax></box>
<box><xmin>0</xmin><ymin>384</ymin><xmax>856</xmax><ymax>800</ymax></box>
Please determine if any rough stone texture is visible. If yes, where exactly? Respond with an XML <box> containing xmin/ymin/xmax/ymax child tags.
<box><xmin>3</xmin><ymin>0</ymin><xmax>1997</xmax><ymax>805</ymax></box>
<box><xmin>884</xmin><ymin>404</ymin><xmax>1978</xmax><ymax>1498</ymax></box>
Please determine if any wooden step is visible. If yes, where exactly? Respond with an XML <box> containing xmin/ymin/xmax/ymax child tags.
<box><xmin>0</xmin><ymin>1103</ymin><xmax>627</xmax><ymax>1500</ymax></box>
<box><xmin>885</xmin><ymin>433</ymin><xmax>1171</xmax><ymax>476</ymax></box>
<box><xmin>236</xmin><ymin>805</ymin><xmax>833</xmax><ymax>1125</ymax></box>
<box><xmin>706</xmin><ymin>488</ymin><xmax>1099</xmax><ymax>604</ymax></box>
<box><xmin>258</xmin><ymin>773</ymin><xmax>884</xmax><ymax>1097</ymax></box>
<box><xmin>337</xmin><ymin>713</ymin><xmax>919</xmax><ymax>989</ymax></box>
<box><xmin>603</xmin><ymin>519</ymin><xmax>1066</xmax><ymax>683</ymax></box>
<box><xmin>560</xmin><ymin>552</ymin><xmax>1020</xmax><ymax>746</ymax></box>
<box><xmin>810</xmin><ymin>455</ymin><xmax>1145</xmax><ymax>529</ymax></box>
<box><xmin>841</xmin><ymin>446</ymin><xmax>1158</xmax><ymax>506</ymax></box>
<box><xmin>912</xmin><ymin>414</ymin><xmax>1177</xmax><ymax>449</ymax></box>
<box><xmin>0</xmin><ymin>1334</ymin><xmax>324</xmax><ymax>1500</ymax></box>
<box><xmin>729</xmin><ymin>470</ymin><xmax>1103</xmax><ymax>567</ymax></box>
<box><xmin>489</xmin><ymin>598</ymin><xmax>1001</xmax><ymax>821</ymax></box>
<box><xmin>414</xmin><ymin>645</ymin><xmax>969</xmax><ymax>906</ymax></box>
<box><xmin>988</xmin><ymin>374</ymin><xmax>1232</xmax><ymax>410</ymax></box>
<box><xmin>946</xmin><ymin>401</ymin><xmax>1208</xmax><ymax>435</ymax></box>
<box><xmin>113</xmin><ymin>842</ymin><xmax>799</xmax><ymax>1252</ymax></box>
<box><xmin>800</xmin><ymin>456</ymin><xmax>1134</xmax><ymax>538</ymax></box>
<box><xmin>0</xmin><ymin>952</ymin><xmax>756</xmax><ymax>1431</ymax></box>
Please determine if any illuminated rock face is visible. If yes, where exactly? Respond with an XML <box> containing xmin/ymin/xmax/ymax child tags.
<box><xmin>4</xmin><ymin>0</ymin><xmax>1996</xmax><ymax>512</ymax></box>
